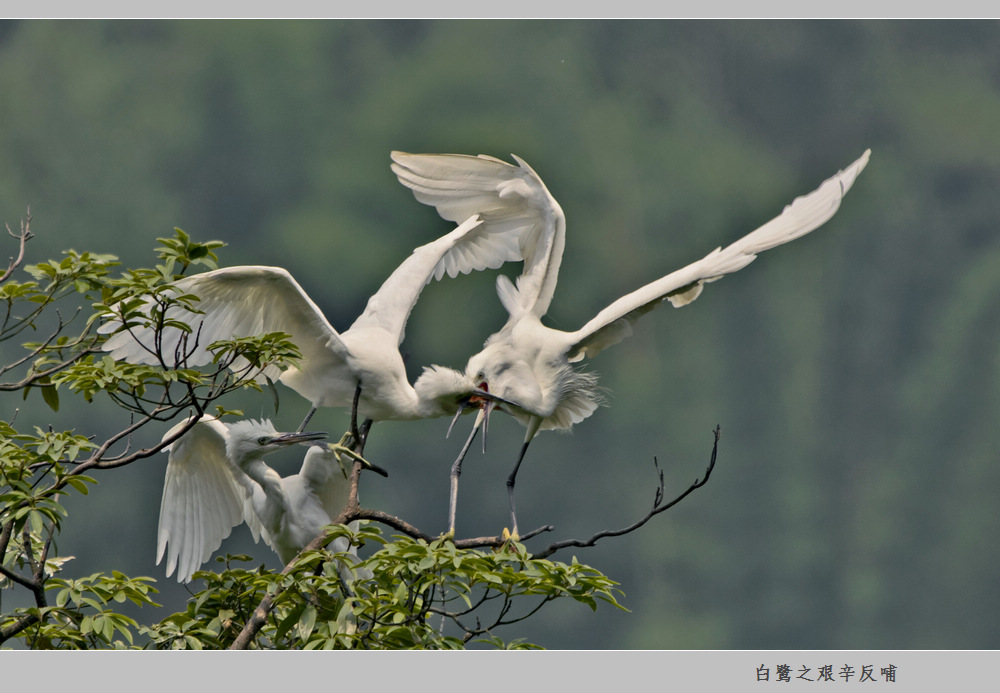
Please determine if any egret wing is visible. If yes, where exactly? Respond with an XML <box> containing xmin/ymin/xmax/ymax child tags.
<box><xmin>567</xmin><ymin>150</ymin><xmax>870</xmax><ymax>362</ymax></box>
<box><xmin>391</xmin><ymin>151</ymin><xmax>565</xmax><ymax>319</ymax></box>
<box><xmin>296</xmin><ymin>445</ymin><xmax>350</xmax><ymax>521</ymax></box>
<box><xmin>350</xmin><ymin>215</ymin><xmax>484</xmax><ymax>345</ymax></box>
<box><xmin>100</xmin><ymin>266</ymin><xmax>351</xmax><ymax>384</ymax></box>
<box><xmin>296</xmin><ymin>445</ymin><xmax>368</xmax><ymax>579</ymax></box>
<box><xmin>156</xmin><ymin>417</ymin><xmax>251</xmax><ymax>583</ymax></box>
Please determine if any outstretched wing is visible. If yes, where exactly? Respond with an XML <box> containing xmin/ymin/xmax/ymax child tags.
<box><xmin>100</xmin><ymin>266</ymin><xmax>350</xmax><ymax>387</ymax></box>
<box><xmin>391</xmin><ymin>151</ymin><xmax>565</xmax><ymax>320</ymax></box>
<box><xmin>156</xmin><ymin>416</ymin><xmax>252</xmax><ymax>583</ymax></box>
<box><xmin>349</xmin><ymin>215</ymin><xmax>483</xmax><ymax>344</ymax></box>
<box><xmin>567</xmin><ymin>149</ymin><xmax>871</xmax><ymax>362</ymax></box>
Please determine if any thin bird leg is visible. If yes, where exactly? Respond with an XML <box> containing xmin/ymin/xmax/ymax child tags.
<box><xmin>481</xmin><ymin>401</ymin><xmax>493</xmax><ymax>454</ymax></box>
<box><xmin>296</xmin><ymin>406</ymin><xmax>318</xmax><ymax>433</ymax></box>
<box><xmin>448</xmin><ymin>408</ymin><xmax>485</xmax><ymax>536</ymax></box>
<box><xmin>359</xmin><ymin>418</ymin><xmax>373</xmax><ymax>453</ymax></box>
<box><xmin>350</xmin><ymin>384</ymin><xmax>363</xmax><ymax>444</ymax></box>
<box><xmin>505</xmin><ymin>417</ymin><xmax>541</xmax><ymax>540</ymax></box>
<box><xmin>505</xmin><ymin>439</ymin><xmax>532</xmax><ymax>540</ymax></box>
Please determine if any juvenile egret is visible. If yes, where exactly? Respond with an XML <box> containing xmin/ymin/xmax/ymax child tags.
<box><xmin>100</xmin><ymin>214</ymin><xmax>504</xmax><ymax>429</ymax></box>
<box><xmin>156</xmin><ymin>416</ymin><xmax>370</xmax><ymax>582</ymax></box>
<box><xmin>401</xmin><ymin>149</ymin><xmax>872</xmax><ymax>536</ymax></box>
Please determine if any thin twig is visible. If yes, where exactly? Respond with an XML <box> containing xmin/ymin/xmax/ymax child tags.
<box><xmin>532</xmin><ymin>425</ymin><xmax>721</xmax><ymax>560</ymax></box>
<box><xmin>1</xmin><ymin>210</ymin><xmax>32</xmax><ymax>283</ymax></box>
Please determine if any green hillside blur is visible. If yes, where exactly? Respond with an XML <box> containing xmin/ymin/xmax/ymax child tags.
<box><xmin>2</xmin><ymin>19</ymin><xmax>997</xmax><ymax>649</ymax></box>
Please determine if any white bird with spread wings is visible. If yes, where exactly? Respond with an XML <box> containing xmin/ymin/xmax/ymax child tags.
<box><xmin>397</xmin><ymin>149</ymin><xmax>871</xmax><ymax>537</ymax></box>
<box><xmin>100</xmin><ymin>214</ymin><xmax>512</xmax><ymax>429</ymax></box>
<box><xmin>156</xmin><ymin>416</ymin><xmax>367</xmax><ymax>582</ymax></box>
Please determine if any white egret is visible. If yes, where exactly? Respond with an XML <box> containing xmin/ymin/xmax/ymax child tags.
<box><xmin>156</xmin><ymin>415</ymin><xmax>370</xmax><ymax>582</ymax></box>
<box><xmin>392</xmin><ymin>151</ymin><xmax>567</xmax><ymax>532</ymax></box>
<box><xmin>401</xmin><ymin>149</ymin><xmax>872</xmax><ymax>536</ymax></box>
<box><xmin>100</xmin><ymin>213</ymin><xmax>505</xmax><ymax>430</ymax></box>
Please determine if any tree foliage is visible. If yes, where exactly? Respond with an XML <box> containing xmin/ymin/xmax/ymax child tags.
<box><xmin>1</xmin><ymin>224</ymin><xmax>635</xmax><ymax>649</ymax></box>
<box><xmin>4</xmin><ymin>20</ymin><xmax>998</xmax><ymax>649</ymax></box>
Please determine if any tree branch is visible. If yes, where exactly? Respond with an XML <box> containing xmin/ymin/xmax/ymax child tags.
<box><xmin>0</xmin><ymin>209</ymin><xmax>32</xmax><ymax>284</ymax></box>
<box><xmin>532</xmin><ymin>425</ymin><xmax>720</xmax><ymax>560</ymax></box>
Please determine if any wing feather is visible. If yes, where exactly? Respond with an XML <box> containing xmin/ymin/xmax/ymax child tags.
<box><xmin>156</xmin><ymin>416</ymin><xmax>252</xmax><ymax>583</ymax></box>
<box><xmin>100</xmin><ymin>266</ymin><xmax>350</xmax><ymax>387</ymax></box>
<box><xmin>349</xmin><ymin>215</ymin><xmax>483</xmax><ymax>344</ymax></box>
<box><xmin>567</xmin><ymin>150</ymin><xmax>871</xmax><ymax>362</ymax></box>
<box><xmin>391</xmin><ymin>151</ymin><xmax>565</xmax><ymax>318</ymax></box>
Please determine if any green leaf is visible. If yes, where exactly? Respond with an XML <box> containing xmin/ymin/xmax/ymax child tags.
<box><xmin>29</xmin><ymin>509</ymin><xmax>45</xmax><ymax>535</ymax></box>
<box><xmin>41</xmin><ymin>384</ymin><xmax>60</xmax><ymax>412</ymax></box>
<box><xmin>296</xmin><ymin>604</ymin><xmax>318</xmax><ymax>642</ymax></box>
<box><xmin>275</xmin><ymin>602</ymin><xmax>306</xmax><ymax>642</ymax></box>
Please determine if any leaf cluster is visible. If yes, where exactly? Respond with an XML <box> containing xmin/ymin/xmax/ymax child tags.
<box><xmin>141</xmin><ymin>525</ymin><xmax>623</xmax><ymax>650</ymax></box>
<box><xmin>16</xmin><ymin>572</ymin><xmax>160</xmax><ymax>649</ymax></box>
<box><xmin>84</xmin><ymin>229</ymin><xmax>302</xmax><ymax>418</ymax></box>
<box><xmin>353</xmin><ymin>531</ymin><xmax>624</xmax><ymax>649</ymax></box>
<box><xmin>3</xmin><ymin>224</ymin><xmax>628</xmax><ymax>651</ymax></box>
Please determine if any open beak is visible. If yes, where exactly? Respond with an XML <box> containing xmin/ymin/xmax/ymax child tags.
<box><xmin>472</xmin><ymin>390</ymin><xmax>514</xmax><ymax>411</ymax></box>
<box><xmin>446</xmin><ymin>382</ymin><xmax>514</xmax><ymax>448</ymax></box>
<box><xmin>480</xmin><ymin>399</ymin><xmax>496</xmax><ymax>453</ymax></box>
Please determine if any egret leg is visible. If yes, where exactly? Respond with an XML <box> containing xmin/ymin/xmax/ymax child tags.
<box><xmin>481</xmin><ymin>401</ymin><xmax>490</xmax><ymax>454</ymax></box>
<box><xmin>349</xmin><ymin>384</ymin><xmax>367</xmax><ymax>447</ymax></box>
<box><xmin>448</xmin><ymin>409</ymin><xmax>485</xmax><ymax>535</ymax></box>
<box><xmin>505</xmin><ymin>439</ymin><xmax>532</xmax><ymax>540</ymax></box>
<box><xmin>505</xmin><ymin>417</ymin><xmax>541</xmax><ymax>540</ymax></box>
<box><xmin>358</xmin><ymin>418</ymin><xmax>373</xmax><ymax>453</ymax></box>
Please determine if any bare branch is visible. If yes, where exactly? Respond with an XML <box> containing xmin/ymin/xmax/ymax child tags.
<box><xmin>532</xmin><ymin>425</ymin><xmax>721</xmax><ymax>560</ymax></box>
<box><xmin>0</xmin><ymin>209</ymin><xmax>32</xmax><ymax>283</ymax></box>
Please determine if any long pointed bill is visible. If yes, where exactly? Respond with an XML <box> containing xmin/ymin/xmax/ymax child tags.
<box><xmin>481</xmin><ymin>400</ymin><xmax>496</xmax><ymax>454</ymax></box>
<box><xmin>267</xmin><ymin>431</ymin><xmax>328</xmax><ymax>447</ymax></box>
<box><xmin>446</xmin><ymin>400</ymin><xmax>468</xmax><ymax>439</ymax></box>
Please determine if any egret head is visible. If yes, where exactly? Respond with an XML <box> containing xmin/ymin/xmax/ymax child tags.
<box><xmin>224</xmin><ymin>419</ymin><xmax>327</xmax><ymax>463</ymax></box>
<box><xmin>413</xmin><ymin>365</ymin><xmax>481</xmax><ymax>413</ymax></box>
<box><xmin>465</xmin><ymin>344</ymin><xmax>541</xmax><ymax>416</ymax></box>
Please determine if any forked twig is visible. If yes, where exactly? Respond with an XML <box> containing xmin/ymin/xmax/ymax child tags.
<box><xmin>532</xmin><ymin>425</ymin><xmax>721</xmax><ymax>560</ymax></box>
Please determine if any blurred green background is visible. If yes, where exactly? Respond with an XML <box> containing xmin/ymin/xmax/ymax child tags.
<box><xmin>2</xmin><ymin>19</ymin><xmax>998</xmax><ymax>649</ymax></box>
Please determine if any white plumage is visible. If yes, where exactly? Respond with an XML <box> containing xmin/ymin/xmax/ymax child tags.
<box><xmin>100</xmin><ymin>214</ymin><xmax>497</xmax><ymax>426</ymax></box>
<box><xmin>398</xmin><ymin>149</ymin><xmax>872</xmax><ymax>536</ymax></box>
<box><xmin>156</xmin><ymin>416</ymin><xmax>363</xmax><ymax>582</ymax></box>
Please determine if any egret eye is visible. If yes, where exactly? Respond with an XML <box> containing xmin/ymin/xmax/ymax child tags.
<box><xmin>257</xmin><ymin>436</ymin><xmax>270</xmax><ymax>445</ymax></box>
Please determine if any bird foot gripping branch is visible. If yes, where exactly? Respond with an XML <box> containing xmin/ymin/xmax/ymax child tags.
<box><xmin>328</xmin><ymin>431</ymin><xmax>389</xmax><ymax>478</ymax></box>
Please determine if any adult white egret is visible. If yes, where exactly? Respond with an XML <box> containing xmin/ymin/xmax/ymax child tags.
<box><xmin>400</xmin><ymin>149</ymin><xmax>872</xmax><ymax>536</ymax></box>
<box><xmin>156</xmin><ymin>416</ymin><xmax>370</xmax><ymax>582</ymax></box>
<box><xmin>392</xmin><ymin>151</ymin><xmax>567</xmax><ymax>532</ymax></box>
<box><xmin>100</xmin><ymin>213</ymin><xmax>508</xmax><ymax>430</ymax></box>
